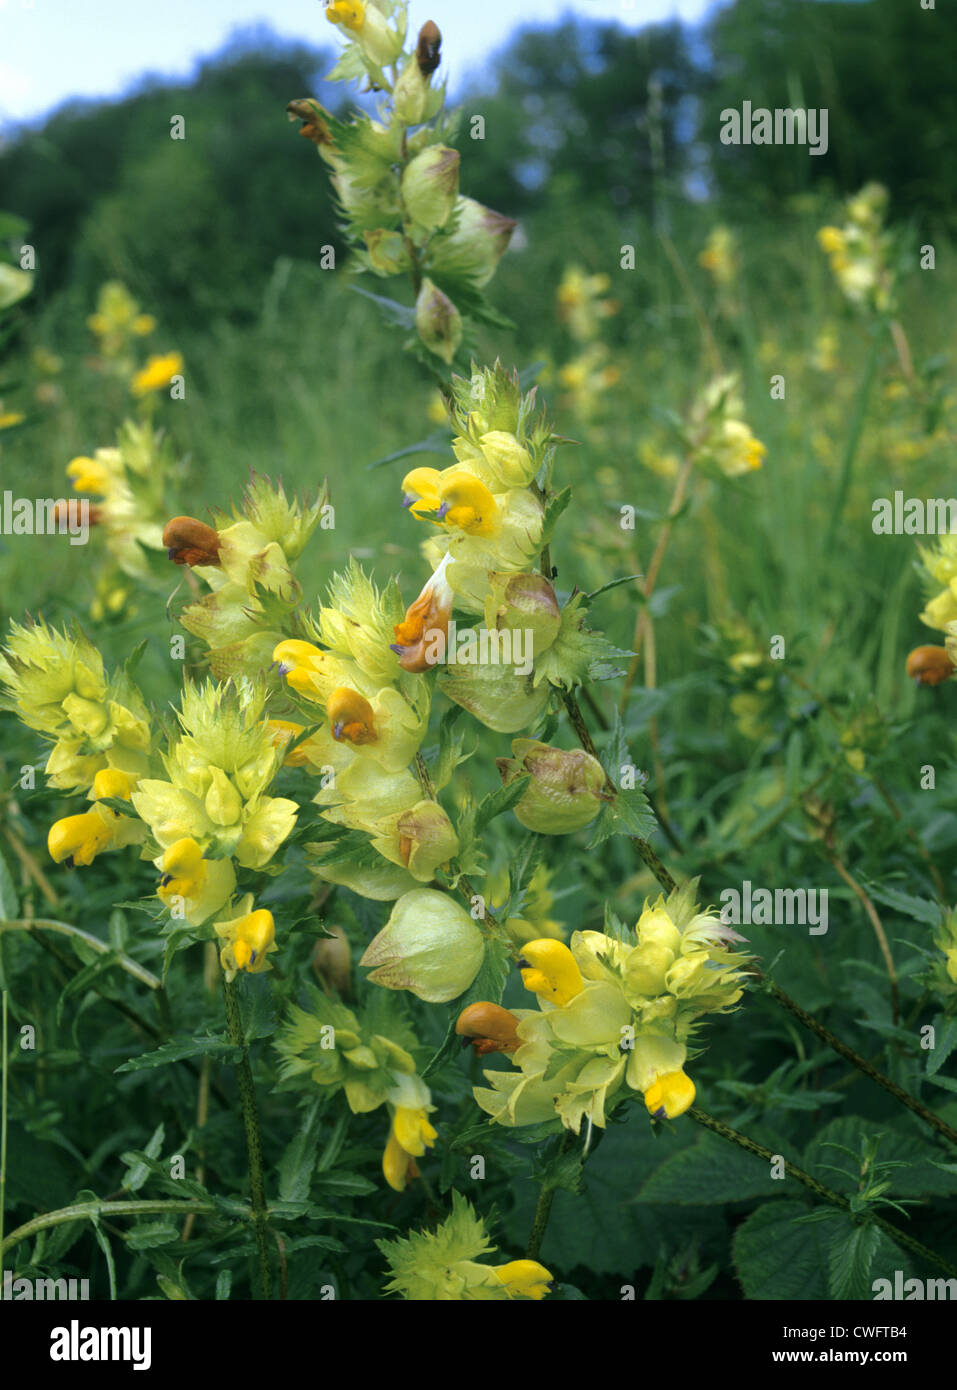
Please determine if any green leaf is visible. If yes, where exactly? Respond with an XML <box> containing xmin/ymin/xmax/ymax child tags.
<box><xmin>866</xmin><ymin>885</ymin><xmax>942</xmax><ymax>927</ymax></box>
<box><xmin>312</xmin><ymin>1171</ymin><xmax>378</xmax><ymax>1197</ymax></box>
<box><xmin>473</xmin><ymin>773</ymin><xmax>530</xmax><ymax>836</ymax></box>
<box><xmin>584</xmin><ymin>574</ymin><xmax>643</xmax><ymax>603</ymax></box>
<box><xmin>278</xmin><ymin>1098</ymin><xmax>323</xmax><ymax>1204</ymax></box>
<box><xmin>215</xmin><ymin>1270</ymin><xmax>232</xmax><ymax>1301</ymax></box>
<box><xmin>827</xmin><ymin>1219</ymin><xmax>882</xmax><ymax>1299</ymax></box>
<box><xmin>732</xmin><ymin>1201</ymin><xmax>828</xmax><ymax>1299</ymax></box>
<box><xmin>121</xmin><ymin>1123</ymin><xmax>166</xmax><ymax>1193</ymax></box>
<box><xmin>636</xmin><ymin>1133</ymin><xmax>777</xmax><ymax>1205</ymax></box>
<box><xmin>126</xmin><ymin>1220</ymin><xmax>183</xmax><ymax>1251</ymax></box>
<box><xmin>350</xmin><ymin>284</ymin><xmax>416</xmax><ymax>330</ymax></box>
<box><xmin>114</xmin><ymin>1035</ymin><xmax>240</xmax><ymax>1072</ymax></box>
<box><xmin>366</xmin><ymin>428</ymin><xmax>451</xmax><ymax>471</ymax></box>
<box><xmin>538</xmin><ymin>486</ymin><xmax>572</xmax><ymax>552</ymax></box>
<box><xmin>0</xmin><ymin>847</ymin><xmax>19</xmax><ymax>919</ymax></box>
<box><xmin>91</xmin><ymin>1218</ymin><xmax>117</xmax><ymax>1301</ymax></box>
<box><xmin>927</xmin><ymin>1013</ymin><xmax>957</xmax><ymax>1076</ymax></box>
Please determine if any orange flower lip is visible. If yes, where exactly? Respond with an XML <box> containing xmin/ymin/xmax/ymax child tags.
<box><xmin>162</xmin><ymin>516</ymin><xmax>222</xmax><ymax>567</ymax></box>
<box><xmin>391</xmin><ymin>560</ymin><xmax>453</xmax><ymax>672</ymax></box>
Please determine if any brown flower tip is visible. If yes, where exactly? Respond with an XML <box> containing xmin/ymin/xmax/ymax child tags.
<box><xmin>416</xmin><ymin>21</ymin><xmax>442</xmax><ymax>76</ymax></box>
<box><xmin>455</xmin><ymin>1001</ymin><xmax>522</xmax><ymax>1055</ymax></box>
<box><xmin>906</xmin><ymin>644</ymin><xmax>955</xmax><ymax>687</ymax></box>
<box><xmin>286</xmin><ymin>99</ymin><xmax>335</xmax><ymax>148</ymax></box>
<box><xmin>162</xmin><ymin>516</ymin><xmax>222</xmax><ymax>567</ymax></box>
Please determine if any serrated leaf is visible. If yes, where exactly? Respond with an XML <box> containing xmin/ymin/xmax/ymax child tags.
<box><xmin>350</xmin><ymin>283</ymin><xmax>416</xmax><ymax>329</ymax></box>
<box><xmin>278</xmin><ymin>1098</ymin><xmax>323</xmax><ymax>1204</ymax></box>
<box><xmin>927</xmin><ymin>1013</ymin><xmax>957</xmax><ymax>1076</ymax></box>
<box><xmin>827</xmin><ymin>1219</ymin><xmax>882</xmax><ymax>1299</ymax></box>
<box><xmin>473</xmin><ymin>774</ymin><xmax>530</xmax><ymax>836</ymax></box>
<box><xmin>114</xmin><ymin>1035</ymin><xmax>240</xmax><ymax>1072</ymax></box>
<box><xmin>121</xmin><ymin>1123</ymin><xmax>166</xmax><ymax>1193</ymax></box>
<box><xmin>636</xmin><ymin>1133</ymin><xmax>777</xmax><ymax>1204</ymax></box>
<box><xmin>732</xmin><ymin>1201</ymin><xmax>828</xmax><ymax>1299</ymax></box>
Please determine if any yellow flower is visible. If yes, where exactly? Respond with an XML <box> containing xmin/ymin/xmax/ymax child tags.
<box><xmin>518</xmin><ymin>939</ymin><xmax>585</xmax><ymax>1006</ymax></box>
<box><xmin>214</xmin><ymin>899</ymin><xmax>278</xmax><ymax>981</ymax></box>
<box><xmin>130</xmin><ymin>352</ymin><xmax>183</xmax><ymax>397</ymax></box>
<box><xmin>493</xmin><ymin>1260</ymin><xmax>553</xmax><ymax>1300</ymax></box>
<box><xmin>326</xmin><ymin>0</ymin><xmax>364</xmax><ymax>32</ymax></box>
<box><xmin>66</xmin><ymin>455</ymin><xmax>111</xmax><ymax>495</ymax></box>
<box><xmin>0</xmin><ymin>411</ymin><xmax>25</xmax><ymax>430</ymax></box>
<box><xmin>132</xmin><ymin>314</ymin><xmax>156</xmax><ymax>335</ymax></box>
<box><xmin>644</xmin><ymin>1069</ymin><xmax>696</xmax><ymax>1119</ymax></box>
<box><xmin>48</xmin><ymin>809</ymin><xmax>115</xmax><ymax>867</ymax></box>
<box><xmin>817</xmin><ymin>226</ymin><xmax>845</xmax><ymax>256</ymax></box>
<box><xmin>155</xmin><ymin>836</ymin><xmax>236</xmax><ymax>925</ymax></box>
<box><xmin>382</xmin><ymin>1104</ymin><xmax>437</xmax><ymax>1191</ymax></box>
<box><xmin>92</xmin><ymin>767</ymin><xmax>137</xmax><ymax>801</ymax></box>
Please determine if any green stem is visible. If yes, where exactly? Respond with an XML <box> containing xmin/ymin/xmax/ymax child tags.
<box><xmin>2</xmin><ymin>1200</ymin><xmax>219</xmax><ymax>1260</ymax></box>
<box><xmin>824</xmin><ymin>332</ymin><xmax>880</xmax><ymax>549</ymax></box>
<box><xmin>561</xmin><ymin>689</ymin><xmax>677</xmax><ymax>894</ymax></box>
<box><xmin>526</xmin><ymin>1131</ymin><xmax>576</xmax><ymax>1262</ymax></box>
<box><xmin>223</xmin><ymin>976</ymin><xmax>273</xmax><ymax>1300</ymax></box>
<box><xmin>690</xmin><ymin>1106</ymin><xmax>957</xmax><ymax>1277</ymax></box>
<box><xmin>0</xmin><ymin>918</ymin><xmax>160</xmax><ymax>991</ymax></box>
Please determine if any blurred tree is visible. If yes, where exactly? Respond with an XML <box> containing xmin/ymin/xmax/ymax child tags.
<box><xmin>699</xmin><ymin>0</ymin><xmax>957</xmax><ymax>223</ymax></box>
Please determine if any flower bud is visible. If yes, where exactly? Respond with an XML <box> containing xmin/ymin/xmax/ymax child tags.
<box><xmin>392</xmin><ymin>54</ymin><xmax>429</xmax><ymax>126</ymax></box>
<box><xmin>438</xmin><ymin>661</ymin><xmax>549</xmax><ymax>733</ymax></box>
<box><xmin>428</xmin><ymin>198</ymin><xmax>517</xmax><ymax>289</ymax></box>
<box><xmin>395</xmin><ymin>800</ymin><xmax>459</xmax><ymax>880</ymax></box>
<box><xmin>163</xmin><ymin>516</ymin><xmax>222</xmax><ymax>568</ymax></box>
<box><xmin>415</xmin><ymin>278</ymin><xmax>462</xmax><ymax>365</ymax></box>
<box><xmin>906</xmin><ymin>644</ymin><xmax>954</xmax><ymax>687</ymax></box>
<box><xmin>312</xmin><ymin>925</ymin><xmax>353</xmax><ymax>998</ymax></box>
<box><xmin>402</xmin><ymin>147</ymin><xmax>459</xmax><ymax>232</ymax></box>
<box><xmin>497</xmin><ymin>739</ymin><xmax>606</xmax><ymax>834</ymax></box>
<box><xmin>416</xmin><ymin>20</ymin><xmax>442</xmax><ymax>76</ymax></box>
<box><xmin>456</xmin><ymin>1002</ymin><xmax>522</xmax><ymax>1055</ymax></box>
<box><xmin>484</xmin><ymin>573</ymin><xmax>561</xmax><ymax>654</ymax></box>
<box><xmin>363</xmin><ymin>227</ymin><xmax>409</xmax><ymax>276</ymax></box>
<box><xmin>359</xmin><ymin>888</ymin><xmax>485</xmax><ymax>1003</ymax></box>
<box><xmin>476</xmin><ymin>430</ymin><xmax>535</xmax><ymax>488</ymax></box>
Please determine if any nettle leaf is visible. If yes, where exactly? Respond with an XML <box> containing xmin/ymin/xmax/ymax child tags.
<box><xmin>826</xmin><ymin>1218</ymin><xmax>882</xmax><ymax>1299</ymax></box>
<box><xmin>121</xmin><ymin>1123</ymin><xmax>166</xmax><ymax>1193</ymax></box>
<box><xmin>732</xmin><ymin>1201</ymin><xmax>828</xmax><ymax>1299</ymax></box>
<box><xmin>636</xmin><ymin>1132</ymin><xmax>778</xmax><ymax>1205</ymax></box>
<box><xmin>114</xmin><ymin>1035</ymin><xmax>240</xmax><ymax>1073</ymax></box>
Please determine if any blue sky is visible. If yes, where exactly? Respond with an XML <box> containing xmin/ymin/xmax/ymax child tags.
<box><xmin>1</xmin><ymin>0</ymin><xmax>715</xmax><ymax>129</ymax></box>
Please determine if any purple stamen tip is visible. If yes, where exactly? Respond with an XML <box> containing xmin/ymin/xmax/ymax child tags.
<box><xmin>436</xmin><ymin>501</ymin><xmax>450</xmax><ymax>519</ymax></box>
<box><xmin>332</xmin><ymin>722</ymin><xmax>343</xmax><ymax>740</ymax></box>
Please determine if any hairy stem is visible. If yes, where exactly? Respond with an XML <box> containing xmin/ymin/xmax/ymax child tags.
<box><xmin>223</xmin><ymin>976</ymin><xmax>273</xmax><ymax>1300</ymax></box>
